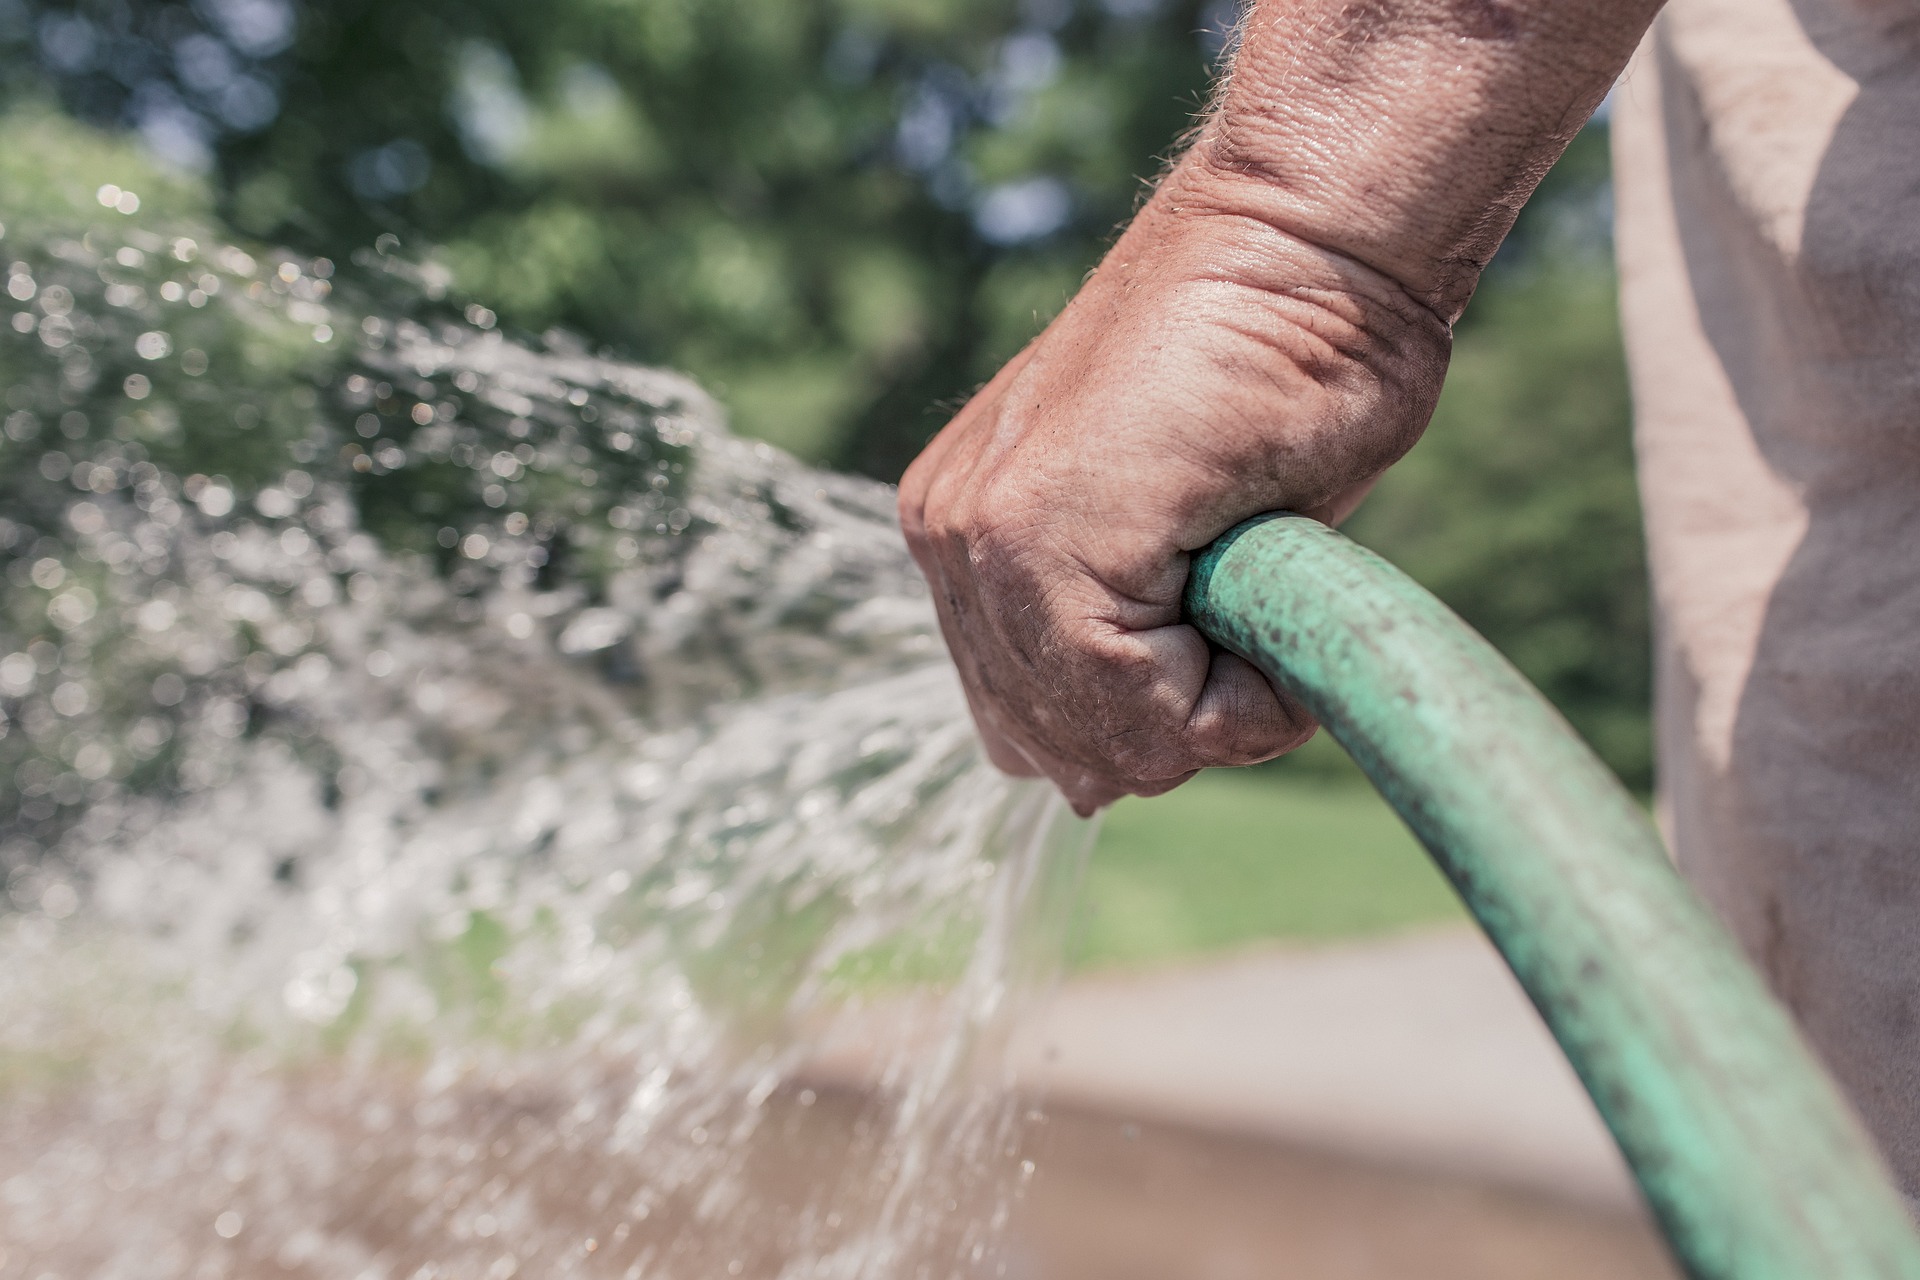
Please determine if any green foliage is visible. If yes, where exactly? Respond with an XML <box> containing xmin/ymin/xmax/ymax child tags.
<box><xmin>0</xmin><ymin>103</ymin><xmax>208</xmax><ymax>234</ymax></box>
<box><xmin>2</xmin><ymin>2</ymin><xmax>1652</xmax><ymax>789</ymax></box>
<box><xmin>1076</xmin><ymin>769</ymin><xmax>1464</xmax><ymax>969</ymax></box>
<box><xmin>4</xmin><ymin>0</ymin><xmax>1239</xmax><ymax>473</ymax></box>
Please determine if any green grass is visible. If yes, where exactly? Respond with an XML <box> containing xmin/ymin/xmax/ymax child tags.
<box><xmin>1070</xmin><ymin>751</ymin><xmax>1467</xmax><ymax>971</ymax></box>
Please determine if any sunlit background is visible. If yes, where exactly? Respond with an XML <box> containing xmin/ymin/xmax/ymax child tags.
<box><xmin>0</xmin><ymin>0</ymin><xmax>1646</xmax><ymax>781</ymax></box>
<box><xmin>0</xmin><ymin>3</ymin><xmax>1668</xmax><ymax>1277</ymax></box>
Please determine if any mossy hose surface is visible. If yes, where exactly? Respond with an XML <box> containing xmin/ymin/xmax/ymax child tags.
<box><xmin>1185</xmin><ymin>513</ymin><xmax>1920</xmax><ymax>1279</ymax></box>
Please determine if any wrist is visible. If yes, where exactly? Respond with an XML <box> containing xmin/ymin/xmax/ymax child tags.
<box><xmin>1123</xmin><ymin>152</ymin><xmax>1452</xmax><ymax>339</ymax></box>
<box><xmin>1175</xmin><ymin>0</ymin><xmax>1658</xmax><ymax>320</ymax></box>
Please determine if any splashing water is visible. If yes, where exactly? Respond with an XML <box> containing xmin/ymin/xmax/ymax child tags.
<box><xmin>0</xmin><ymin>118</ymin><xmax>1092</xmax><ymax>1280</ymax></box>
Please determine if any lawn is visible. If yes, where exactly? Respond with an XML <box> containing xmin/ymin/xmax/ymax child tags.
<box><xmin>1070</xmin><ymin>746</ymin><xmax>1468</xmax><ymax>971</ymax></box>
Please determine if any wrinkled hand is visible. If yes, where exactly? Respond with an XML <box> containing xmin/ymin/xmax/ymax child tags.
<box><xmin>899</xmin><ymin>155</ymin><xmax>1454</xmax><ymax>814</ymax></box>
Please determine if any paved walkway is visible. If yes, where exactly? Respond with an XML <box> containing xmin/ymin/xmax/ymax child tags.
<box><xmin>1005</xmin><ymin>926</ymin><xmax>1640</xmax><ymax>1210</ymax></box>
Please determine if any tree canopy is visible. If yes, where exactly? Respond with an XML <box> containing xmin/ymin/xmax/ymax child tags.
<box><xmin>4</xmin><ymin>0</ymin><xmax>1253</xmax><ymax>474</ymax></box>
<box><xmin>1</xmin><ymin>0</ymin><xmax>1652</xmax><ymax>785</ymax></box>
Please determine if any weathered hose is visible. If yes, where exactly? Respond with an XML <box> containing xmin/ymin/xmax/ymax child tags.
<box><xmin>1185</xmin><ymin>513</ymin><xmax>1920</xmax><ymax>1280</ymax></box>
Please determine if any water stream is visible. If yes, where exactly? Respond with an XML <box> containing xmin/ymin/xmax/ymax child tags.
<box><xmin>0</xmin><ymin>144</ymin><xmax>1092</xmax><ymax>1280</ymax></box>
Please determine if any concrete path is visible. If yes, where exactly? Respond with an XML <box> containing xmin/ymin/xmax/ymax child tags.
<box><xmin>1006</xmin><ymin>926</ymin><xmax>1641</xmax><ymax>1211</ymax></box>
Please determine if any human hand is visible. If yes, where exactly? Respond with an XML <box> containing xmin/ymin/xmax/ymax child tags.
<box><xmin>901</xmin><ymin>0</ymin><xmax>1654</xmax><ymax>814</ymax></box>
<box><xmin>899</xmin><ymin>154</ymin><xmax>1454</xmax><ymax>814</ymax></box>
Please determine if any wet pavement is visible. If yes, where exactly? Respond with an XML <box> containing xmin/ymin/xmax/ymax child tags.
<box><xmin>1</xmin><ymin>927</ymin><xmax>1683</xmax><ymax>1280</ymax></box>
<box><xmin>1009</xmin><ymin>927</ymin><xmax>1638</xmax><ymax>1209</ymax></box>
<box><xmin>1008</xmin><ymin>1104</ymin><xmax>1675</xmax><ymax>1280</ymax></box>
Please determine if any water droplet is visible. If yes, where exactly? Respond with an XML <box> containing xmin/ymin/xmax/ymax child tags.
<box><xmin>40</xmin><ymin>882</ymin><xmax>78</xmax><ymax>919</ymax></box>
<box><xmin>151</xmin><ymin>672</ymin><xmax>186</xmax><ymax>706</ymax></box>
<box><xmin>74</xmin><ymin>743</ymin><xmax>113</xmax><ymax>781</ymax></box>
<box><xmin>194</xmin><ymin>483</ymin><xmax>233</xmax><ymax>517</ymax></box>
<box><xmin>0</xmin><ymin>195</ymin><xmax>1082</xmax><ymax>1279</ymax></box>
<box><xmin>0</xmin><ymin>654</ymin><xmax>34</xmax><ymax>696</ymax></box>
<box><xmin>48</xmin><ymin>588</ymin><xmax>97</xmax><ymax>630</ymax></box>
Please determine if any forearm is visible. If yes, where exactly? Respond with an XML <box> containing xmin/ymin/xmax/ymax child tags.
<box><xmin>1173</xmin><ymin>0</ymin><xmax>1663</xmax><ymax>320</ymax></box>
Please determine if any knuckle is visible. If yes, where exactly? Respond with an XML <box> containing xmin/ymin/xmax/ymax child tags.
<box><xmin>1099</xmin><ymin>719</ymin><xmax>1196</xmax><ymax>788</ymax></box>
<box><xmin>917</xmin><ymin>480</ymin><xmax>981</xmax><ymax>565</ymax></box>
<box><xmin>897</xmin><ymin>486</ymin><xmax>929</xmax><ymax>545</ymax></box>
<box><xmin>1192</xmin><ymin>702</ymin><xmax>1316</xmax><ymax>768</ymax></box>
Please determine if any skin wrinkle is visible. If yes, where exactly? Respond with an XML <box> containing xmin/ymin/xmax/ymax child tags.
<box><xmin>1175</xmin><ymin>295</ymin><xmax>1436</xmax><ymax>498</ymax></box>
<box><xmin>1205</xmin><ymin>307</ymin><xmax>1377</xmax><ymax>398</ymax></box>
<box><xmin>1204</xmin><ymin>282</ymin><xmax>1376</xmax><ymax>365</ymax></box>
<box><xmin>1166</xmin><ymin>235</ymin><xmax>1434</xmax><ymax>368</ymax></box>
<box><xmin>1175</xmin><ymin>174</ymin><xmax>1461</xmax><ymax>330</ymax></box>
<box><xmin>899</xmin><ymin>0</ymin><xmax>1661</xmax><ymax>812</ymax></box>
<box><xmin>1209</xmin><ymin>3</ymin><xmax>1652</xmax><ymax>311</ymax></box>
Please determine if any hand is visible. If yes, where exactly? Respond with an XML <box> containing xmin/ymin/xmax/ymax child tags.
<box><xmin>899</xmin><ymin>154</ymin><xmax>1454</xmax><ymax>814</ymax></box>
<box><xmin>900</xmin><ymin>0</ymin><xmax>1652</xmax><ymax>815</ymax></box>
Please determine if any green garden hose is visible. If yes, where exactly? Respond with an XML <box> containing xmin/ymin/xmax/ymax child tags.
<box><xmin>1185</xmin><ymin>513</ymin><xmax>1920</xmax><ymax>1280</ymax></box>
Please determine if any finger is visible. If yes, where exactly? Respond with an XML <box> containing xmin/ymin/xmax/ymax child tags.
<box><xmin>898</xmin><ymin>343</ymin><xmax>1040</xmax><ymax>535</ymax></box>
<box><xmin>1081</xmin><ymin>621</ymin><xmax>1218</xmax><ymax>782</ymax></box>
<box><xmin>965</xmin><ymin>687</ymin><xmax>1046</xmax><ymax>778</ymax></box>
<box><xmin>916</xmin><ymin>540</ymin><xmax>1053</xmax><ymax>783</ymax></box>
<box><xmin>1300</xmin><ymin>473</ymin><xmax>1383</xmax><ymax>528</ymax></box>
<box><xmin>980</xmin><ymin>708</ymin><xmax>1129</xmax><ymax>816</ymax></box>
<box><xmin>962</xmin><ymin>683</ymin><xmax>1131</xmax><ymax>815</ymax></box>
<box><xmin>1183</xmin><ymin>649</ymin><xmax>1318</xmax><ymax>765</ymax></box>
<box><xmin>1056</xmin><ymin>767</ymin><xmax>1130</xmax><ymax>818</ymax></box>
<box><xmin>981</xmin><ymin>702</ymin><xmax>1128</xmax><ymax>814</ymax></box>
<box><xmin>1070</xmin><ymin>624</ymin><xmax>1314</xmax><ymax>784</ymax></box>
<box><xmin>1124</xmin><ymin>768</ymin><xmax>1201</xmax><ymax>800</ymax></box>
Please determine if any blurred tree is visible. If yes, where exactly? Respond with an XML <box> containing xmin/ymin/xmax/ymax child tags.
<box><xmin>0</xmin><ymin>0</ymin><xmax>1247</xmax><ymax>472</ymax></box>
<box><xmin>0</xmin><ymin>2</ymin><xmax>1652</xmax><ymax>781</ymax></box>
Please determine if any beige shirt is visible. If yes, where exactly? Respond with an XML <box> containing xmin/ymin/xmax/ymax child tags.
<box><xmin>1613</xmin><ymin>0</ymin><xmax>1920</xmax><ymax>1194</ymax></box>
